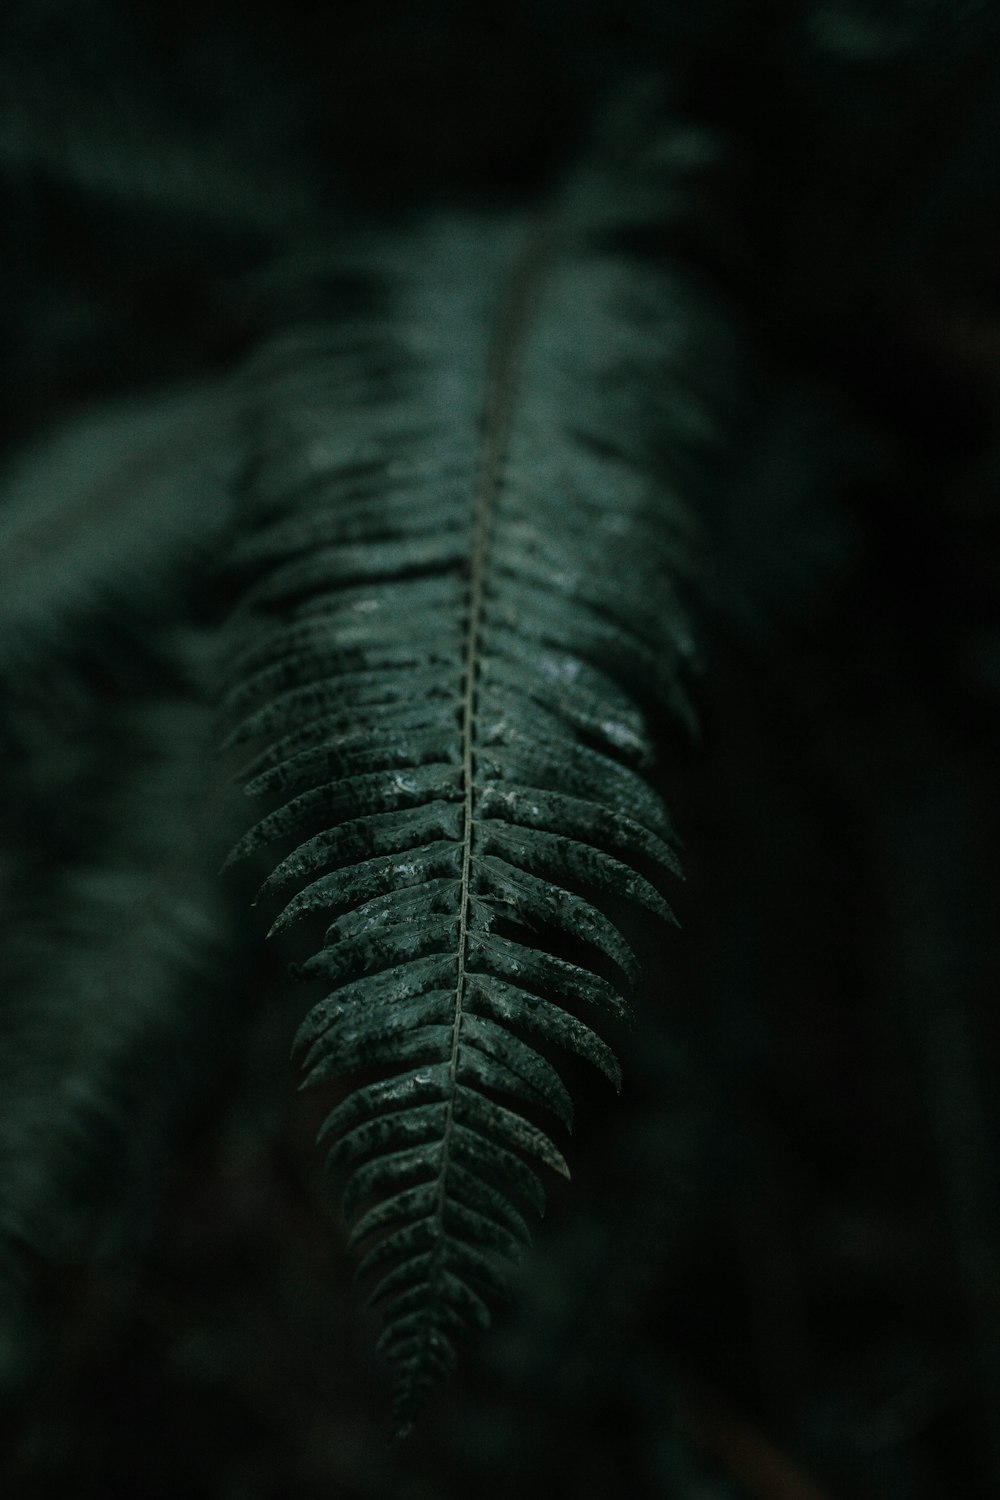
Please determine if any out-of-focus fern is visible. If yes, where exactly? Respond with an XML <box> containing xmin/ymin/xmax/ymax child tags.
<box><xmin>220</xmin><ymin>148</ymin><xmax>742</xmax><ymax>1424</ymax></box>
<box><xmin>0</xmin><ymin>634</ymin><xmax>243</xmax><ymax>1398</ymax></box>
<box><xmin>0</xmin><ymin>58</ymin><xmax>323</xmax><ymax>242</ymax></box>
<box><xmin>0</xmin><ymin>381</ymin><xmax>238</xmax><ymax>680</ymax></box>
<box><xmin>0</xmin><ymin>374</ymin><xmax>249</xmax><ymax>1400</ymax></box>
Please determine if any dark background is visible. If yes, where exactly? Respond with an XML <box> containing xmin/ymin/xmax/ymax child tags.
<box><xmin>0</xmin><ymin>2</ymin><xmax>999</xmax><ymax>1495</ymax></box>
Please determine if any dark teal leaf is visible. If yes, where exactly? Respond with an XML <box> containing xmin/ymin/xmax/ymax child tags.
<box><xmin>326</xmin><ymin>1103</ymin><xmax>449</xmax><ymax>1170</ymax></box>
<box><xmin>257</xmin><ymin>802</ymin><xmax>464</xmax><ymax>907</ymax></box>
<box><xmin>294</xmin><ymin>959</ymin><xmax>458</xmax><ymax>1043</ymax></box>
<box><xmin>220</xmin><ymin>183</ymin><xmax>703</xmax><ymax>1425</ymax></box>
<box><xmin>475</xmin><ymin>783</ymin><xmax>681</xmax><ymax>876</ymax></box>
<box><xmin>302</xmin><ymin>1022</ymin><xmax>452</xmax><ymax>1089</ymax></box>
<box><xmin>221</xmin><ymin>763</ymin><xmax>463</xmax><ymax>868</ymax></box>
<box><xmin>453</xmin><ymin>1087</ymin><xmax>570</xmax><ymax>1177</ymax></box>
<box><xmin>468</xmin><ymin>933</ymin><xmax>631</xmax><ymax>1020</ymax></box>
<box><xmin>459</xmin><ymin>1012</ymin><xmax>574</xmax><ymax>1128</ymax></box>
<box><xmin>477</xmin><ymin>821</ymin><xmax>675</xmax><ymax>923</ymax></box>
<box><xmin>472</xmin><ymin>853</ymin><xmax>640</xmax><ymax>987</ymax></box>
<box><xmin>342</xmin><ymin>1144</ymin><xmax>443</xmax><ymax>1218</ymax></box>
<box><xmin>466</xmin><ymin>974</ymin><xmax>622</xmax><ymax>1087</ymax></box>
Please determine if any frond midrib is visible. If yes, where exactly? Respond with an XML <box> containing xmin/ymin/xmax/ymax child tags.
<box><xmin>420</xmin><ymin>226</ymin><xmax>552</xmax><ymax>1366</ymax></box>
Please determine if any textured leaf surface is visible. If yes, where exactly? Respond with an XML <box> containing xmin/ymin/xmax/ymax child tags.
<box><xmin>223</xmin><ymin>193</ymin><xmax>730</xmax><ymax>1427</ymax></box>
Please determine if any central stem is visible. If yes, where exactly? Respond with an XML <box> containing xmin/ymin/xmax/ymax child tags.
<box><xmin>426</xmin><ymin>221</ymin><xmax>553</xmax><ymax>1272</ymax></box>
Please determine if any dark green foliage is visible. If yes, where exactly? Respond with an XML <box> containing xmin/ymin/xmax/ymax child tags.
<box><xmin>221</xmin><ymin>196</ymin><xmax>726</xmax><ymax>1422</ymax></box>
<box><xmin>1</xmin><ymin>1</ymin><xmax>999</xmax><ymax>1494</ymax></box>
<box><xmin>0</xmin><ymin>381</ymin><xmax>237</xmax><ymax>674</ymax></box>
<box><xmin>0</xmin><ymin>632</ymin><xmax>244</xmax><ymax>1397</ymax></box>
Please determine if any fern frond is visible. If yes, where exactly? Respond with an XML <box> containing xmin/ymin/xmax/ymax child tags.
<box><xmin>0</xmin><ymin>640</ymin><xmax>242</xmax><ymax>1398</ymax></box>
<box><xmin>0</xmin><ymin>59</ymin><xmax>321</xmax><ymax>241</ymax></box>
<box><xmin>0</xmin><ymin>381</ymin><xmax>238</xmax><ymax>681</ymax></box>
<box><xmin>223</xmin><ymin>179</ymin><xmax>733</xmax><ymax>1426</ymax></box>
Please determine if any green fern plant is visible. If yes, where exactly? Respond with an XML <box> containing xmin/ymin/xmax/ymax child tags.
<box><xmin>0</xmin><ymin>83</ymin><xmax>747</xmax><ymax>1424</ymax></box>
<box><xmin>3</xmin><ymin>5</ymin><xmax>999</xmax><ymax>1490</ymax></box>
<box><xmin>219</xmin><ymin>158</ymin><xmax>734</xmax><ymax>1424</ymax></box>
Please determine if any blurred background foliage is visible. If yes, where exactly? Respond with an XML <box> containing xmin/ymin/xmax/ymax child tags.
<box><xmin>0</xmin><ymin>1</ymin><xmax>998</xmax><ymax>1495</ymax></box>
